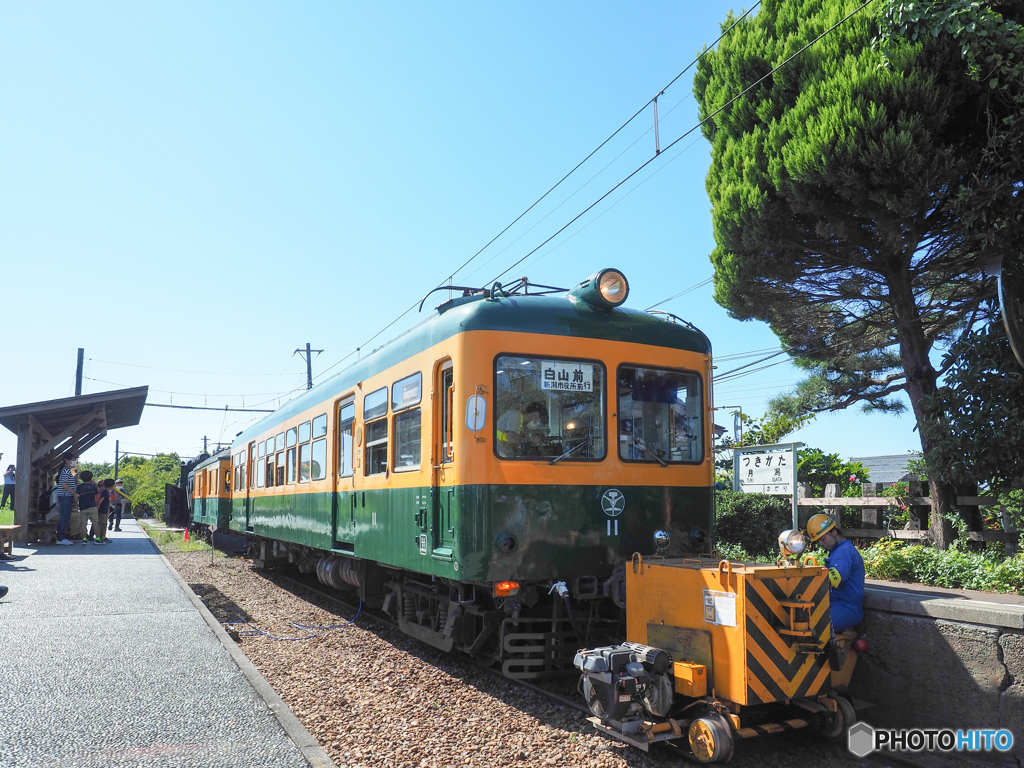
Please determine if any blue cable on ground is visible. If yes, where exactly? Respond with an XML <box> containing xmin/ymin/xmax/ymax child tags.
<box><xmin>225</xmin><ymin>599</ymin><xmax>362</xmax><ymax>641</ymax></box>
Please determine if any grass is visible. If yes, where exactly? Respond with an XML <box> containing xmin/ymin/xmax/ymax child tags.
<box><xmin>0</xmin><ymin>508</ymin><xmax>12</xmax><ymax>526</ymax></box>
<box><xmin>138</xmin><ymin>519</ymin><xmax>219</xmax><ymax>555</ymax></box>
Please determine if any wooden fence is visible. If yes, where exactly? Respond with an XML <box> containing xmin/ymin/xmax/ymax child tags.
<box><xmin>797</xmin><ymin>482</ymin><xmax>1019</xmax><ymax>554</ymax></box>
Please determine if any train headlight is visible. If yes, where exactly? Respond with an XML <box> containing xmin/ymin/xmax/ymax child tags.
<box><xmin>654</xmin><ymin>530</ymin><xmax>670</xmax><ymax>552</ymax></box>
<box><xmin>778</xmin><ymin>529</ymin><xmax>807</xmax><ymax>557</ymax></box>
<box><xmin>568</xmin><ymin>268</ymin><xmax>629</xmax><ymax>310</ymax></box>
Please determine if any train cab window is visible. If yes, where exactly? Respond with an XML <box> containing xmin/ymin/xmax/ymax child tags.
<box><xmin>299</xmin><ymin>443</ymin><xmax>311</xmax><ymax>483</ymax></box>
<box><xmin>313</xmin><ymin>413</ymin><xmax>328</xmax><ymax>439</ymax></box>
<box><xmin>298</xmin><ymin>421</ymin><xmax>311</xmax><ymax>444</ymax></box>
<box><xmin>617</xmin><ymin>366</ymin><xmax>703</xmax><ymax>464</ymax></box>
<box><xmin>311</xmin><ymin>439</ymin><xmax>327</xmax><ymax>481</ymax></box>
<box><xmin>276</xmin><ymin>452</ymin><xmax>286</xmax><ymax>485</ymax></box>
<box><xmin>287</xmin><ymin>448</ymin><xmax>297</xmax><ymax>483</ymax></box>
<box><xmin>338</xmin><ymin>403</ymin><xmax>355</xmax><ymax>477</ymax></box>
<box><xmin>286</xmin><ymin>428</ymin><xmax>296</xmax><ymax>448</ymax></box>
<box><xmin>275</xmin><ymin>433</ymin><xmax>285</xmax><ymax>452</ymax></box>
<box><xmin>494</xmin><ymin>355</ymin><xmax>606</xmax><ymax>461</ymax></box>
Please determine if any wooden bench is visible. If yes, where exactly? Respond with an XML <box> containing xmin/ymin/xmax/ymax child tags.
<box><xmin>0</xmin><ymin>524</ymin><xmax>19</xmax><ymax>555</ymax></box>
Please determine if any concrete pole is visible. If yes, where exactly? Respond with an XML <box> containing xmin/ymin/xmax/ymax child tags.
<box><xmin>305</xmin><ymin>343</ymin><xmax>313</xmax><ymax>390</ymax></box>
<box><xmin>75</xmin><ymin>348</ymin><xmax>84</xmax><ymax>396</ymax></box>
<box><xmin>114</xmin><ymin>440</ymin><xmax>119</xmax><ymax>481</ymax></box>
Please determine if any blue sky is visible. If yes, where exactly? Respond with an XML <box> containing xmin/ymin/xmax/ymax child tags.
<box><xmin>0</xmin><ymin>1</ymin><xmax>921</xmax><ymax>469</ymax></box>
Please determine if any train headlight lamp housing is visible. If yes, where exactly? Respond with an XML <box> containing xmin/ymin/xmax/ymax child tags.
<box><xmin>568</xmin><ymin>268</ymin><xmax>629</xmax><ymax>310</ymax></box>
<box><xmin>778</xmin><ymin>529</ymin><xmax>807</xmax><ymax>558</ymax></box>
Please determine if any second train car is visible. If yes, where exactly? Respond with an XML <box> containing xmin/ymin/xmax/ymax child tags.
<box><xmin>225</xmin><ymin>269</ymin><xmax>716</xmax><ymax>676</ymax></box>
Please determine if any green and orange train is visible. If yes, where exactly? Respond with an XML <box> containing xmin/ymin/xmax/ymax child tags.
<box><xmin>213</xmin><ymin>269</ymin><xmax>716</xmax><ymax>676</ymax></box>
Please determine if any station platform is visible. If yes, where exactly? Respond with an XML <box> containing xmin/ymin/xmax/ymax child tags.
<box><xmin>0</xmin><ymin>519</ymin><xmax>333</xmax><ymax>768</ymax></box>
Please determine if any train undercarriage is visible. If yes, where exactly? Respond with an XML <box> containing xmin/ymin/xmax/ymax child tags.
<box><xmin>246</xmin><ymin>536</ymin><xmax>625</xmax><ymax>678</ymax></box>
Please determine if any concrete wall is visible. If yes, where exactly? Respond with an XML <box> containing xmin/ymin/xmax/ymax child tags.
<box><xmin>849</xmin><ymin>585</ymin><xmax>1024</xmax><ymax>761</ymax></box>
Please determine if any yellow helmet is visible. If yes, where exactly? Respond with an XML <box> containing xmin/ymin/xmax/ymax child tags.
<box><xmin>806</xmin><ymin>514</ymin><xmax>836</xmax><ymax>542</ymax></box>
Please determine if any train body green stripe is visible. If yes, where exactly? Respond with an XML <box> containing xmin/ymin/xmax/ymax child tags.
<box><xmin>227</xmin><ymin>483</ymin><xmax>713</xmax><ymax>582</ymax></box>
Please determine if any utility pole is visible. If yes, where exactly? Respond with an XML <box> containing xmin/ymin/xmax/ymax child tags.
<box><xmin>75</xmin><ymin>348</ymin><xmax>84</xmax><ymax>396</ymax></box>
<box><xmin>203</xmin><ymin>436</ymin><xmax>208</xmax><ymax>453</ymax></box>
<box><xmin>295</xmin><ymin>342</ymin><xmax>322</xmax><ymax>390</ymax></box>
<box><xmin>114</xmin><ymin>440</ymin><xmax>119</xmax><ymax>480</ymax></box>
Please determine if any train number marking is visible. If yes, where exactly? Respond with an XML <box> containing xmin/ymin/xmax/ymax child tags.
<box><xmin>601</xmin><ymin>489</ymin><xmax>625</xmax><ymax>517</ymax></box>
<box><xmin>418</xmin><ymin>534</ymin><xmax>428</xmax><ymax>555</ymax></box>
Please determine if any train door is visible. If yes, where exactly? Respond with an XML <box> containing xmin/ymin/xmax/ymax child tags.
<box><xmin>245</xmin><ymin>441</ymin><xmax>255</xmax><ymax>531</ymax></box>
<box><xmin>430</xmin><ymin>361</ymin><xmax>456</xmax><ymax>560</ymax></box>
<box><xmin>333</xmin><ymin>398</ymin><xmax>357</xmax><ymax>552</ymax></box>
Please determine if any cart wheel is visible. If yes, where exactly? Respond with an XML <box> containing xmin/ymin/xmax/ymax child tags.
<box><xmin>688</xmin><ymin>714</ymin><xmax>734</xmax><ymax>763</ymax></box>
<box><xmin>819</xmin><ymin>694</ymin><xmax>856</xmax><ymax>743</ymax></box>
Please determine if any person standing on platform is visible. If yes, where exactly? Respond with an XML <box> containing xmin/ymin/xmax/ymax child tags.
<box><xmin>97</xmin><ymin>479</ymin><xmax>113</xmax><ymax>543</ymax></box>
<box><xmin>54</xmin><ymin>455</ymin><xmax>78</xmax><ymax>546</ymax></box>
<box><xmin>76</xmin><ymin>471</ymin><xmax>100</xmax><ymax>544</ymax></box>
<box><xmin>2</xmin><ymin>465</ymin><xmax>14</xmax><ymax>511</ymax></box>
<box><xmin>108</xmin><ymin>479</ymin><xmax>128</xmax><ymax>532</ymax></box>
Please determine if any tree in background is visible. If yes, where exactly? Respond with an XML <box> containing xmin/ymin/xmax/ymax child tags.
<box><xmin>694</xmin><ymin>0</ymin><xmax>1014</xmax><ymax>546</ymax></box>
<box><xmin>797</xmin><ymin>448</ymin><xmax>869</xmax><ymax>497</ymax></box>
<box><xmin>82</xmin><ymin>454</ymin><xmax>180</xmax><ymax>517</ymax></box>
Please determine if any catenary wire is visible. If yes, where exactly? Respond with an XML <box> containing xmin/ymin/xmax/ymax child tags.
<box><xmin>442</xmin><ymin>1</ymin><xmax>764</xmax><ymax>288</ymax></box>
<box><xmin>487</xmin><ymin>0</ymin><xmax>876</xmax><ymax>286</ymax></box>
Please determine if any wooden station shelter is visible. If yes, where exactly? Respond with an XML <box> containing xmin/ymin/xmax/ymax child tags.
<box><xmin>0</xmin><ymin>386</ymin><xmax>148</xmax><ymax>541</ymax></box>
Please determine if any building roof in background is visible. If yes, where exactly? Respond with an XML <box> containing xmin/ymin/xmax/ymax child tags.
<box><xmin>851</xmin><ymin>453</ymin><xmax>922</xmax><ymax>484</ymax></box>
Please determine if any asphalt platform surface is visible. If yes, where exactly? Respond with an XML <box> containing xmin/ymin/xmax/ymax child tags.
<box><xmin>0</xmin><ymin>519</ymin><xmax>313</xmax><ymax>768</ymax></box>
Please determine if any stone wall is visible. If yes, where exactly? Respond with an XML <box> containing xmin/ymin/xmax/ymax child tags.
<box><xmin>849</xmin><ymin>586</ymin><xmax>1024</xmax><ymax>761</ymax></box>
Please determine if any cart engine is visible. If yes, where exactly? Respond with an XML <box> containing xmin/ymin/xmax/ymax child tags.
<box><xmin>574</xmin><ymin>641</ymin><xmax>674</xmax><ymax>723</ymax></box>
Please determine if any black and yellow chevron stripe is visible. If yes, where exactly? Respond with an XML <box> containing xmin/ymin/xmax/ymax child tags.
<box><xmin>743</xmin><ymin>572</ymin><xmax>831</xmax><ymax>704</ymax></box>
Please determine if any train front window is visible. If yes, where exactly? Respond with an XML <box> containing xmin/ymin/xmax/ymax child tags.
<box><xmin>494</xmin><ymin>355</ymin><xmax>605</xmax><ymax>461</ymax></box>
<box><xmin>617</xmin><ymin>366</ymin><xmax>703</xmax><ymax>464</ymax></box>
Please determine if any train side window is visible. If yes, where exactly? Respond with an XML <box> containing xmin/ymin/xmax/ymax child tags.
<box><xmin>239</xmin><ymin>449</ymin><xmax>247</xmax><ymax>490</ymax></box>
<box><xmin>287</xmin><ymin>447</ymin><xmax>297</xmax><ymax>483</ymax></box>
<box><xmin>392</xmin><ymin>373</ymin><xmax>422</xmax><ymax>410</ymax></box>
<box><xmin>286</xmin><ymin>428</ymin><xmax>296</xmax><ymax>448</ymax></box>
<box><xmin>266</xmin><ymin>438</ymin><xmax>274</xmax><ymax>457</ymax></box>
<box><xmin>394</xmin><ymin>409</ymin><xmax>421</xmax><ymax>470</ymax></box>
<box><xmin>257</xmin><ymin>457</ymin><xmax>265</xmax><ymax>488</ymax></box>
<box><xmin>311</xmin><ymin>439</ymin><xmax>327</xmax><ymax>481</ymax></box>
<box><xmin>338</xmin><ymin>403</ymin><xmax>355</xmax><ymax>477</ymax></box>
<box><xmin>266</xmin><ymin>455</ymin><xmax>275</xmax><ymax>487</ymax></box>
<box><xmin>275</xmin><ymin>433</ymin><xmax>285</xmax><ymax>452</ymax></box>
<box><xmin>276</xmin><ymin>452</ymin><xmax>286</xmax><ymax>485</ymax></box>
<box><xmin>313</xmin><ymin>413</ymin><xmax>328</xmax><ymax>438</ymax></box>
<box><xmin>298</xmin><ymin>421</ymin><xmax>311</xmax><ymax>444</ymax></box>
<box><xmin>258</xmin><ymin>442</ymin><xmax>266</xmax><ymax>459</ymax></box>
<box><xmin>299</xmin><ymin>443</ymin><xmax>311</xmax><ymax>483</ymax></box>
<box><xmin>363</xmin><ymin>388</ymin><xmax>387</xmax><ymax>420</ymax></box>
<box><xmin>365</xmin><ymin>419</ymin><xmax>388</xmax><ymax>475</ymax></box>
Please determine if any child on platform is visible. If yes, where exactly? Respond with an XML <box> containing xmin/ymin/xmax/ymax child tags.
<box><xmin>96</xmin><ymin>479</ymin><xmax>113</xmax><ymax>544</ymax></box>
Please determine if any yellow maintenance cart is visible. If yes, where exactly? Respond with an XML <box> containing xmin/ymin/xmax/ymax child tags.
<box><xmin>575</xmin><ymin>553</ymin><xmax>860</xmax><ymax>763</ymax></box>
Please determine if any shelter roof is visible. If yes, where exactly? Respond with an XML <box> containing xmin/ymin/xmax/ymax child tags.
<box><xmin>0</xmin><ymin>386</ymin><xmax>148</xmax><ymax>436</ymax></box>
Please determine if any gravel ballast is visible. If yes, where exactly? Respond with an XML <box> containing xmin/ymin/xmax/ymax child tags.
<box><xmin>164</xmin><ymin>550</ymin><xmax>876</xmax><ymax>768</ymax></box>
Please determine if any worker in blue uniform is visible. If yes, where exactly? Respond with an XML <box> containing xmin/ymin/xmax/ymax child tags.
<box><xmin>806</xmin><ymin>514</ymin><xmax>864</xmax><ymax>633</ymax></box>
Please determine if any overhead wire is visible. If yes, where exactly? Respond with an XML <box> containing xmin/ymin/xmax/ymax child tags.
<box><xmin>488</xmin><ymin>0</ymin><xmax>876</xmax><ymax>287</ymax></box>
<box><xmin>444</xmin><ymin>1</ymin><xmax>764</xmax><ymax>288</ymax></box>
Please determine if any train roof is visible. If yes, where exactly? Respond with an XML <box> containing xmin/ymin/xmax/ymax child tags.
<box><xmin>191</xmin><ymin>449</ymin><xmax>231</xmax><ymax>472</ymax></box>
<box><xmin>233</xmin><ymin>293</ymin><xmax>711</xmax><ymax>448</ymax></box>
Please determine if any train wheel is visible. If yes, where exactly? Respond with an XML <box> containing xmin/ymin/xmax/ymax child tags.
<box><xmin>819</xmin><ymin>694</ymin><xmax>856</xmax><ymax>743</ymax></box>
<box><xmin>688</xmin><ymin>714</ymin><xmax>734</xmax><ymax>763</ymax></box>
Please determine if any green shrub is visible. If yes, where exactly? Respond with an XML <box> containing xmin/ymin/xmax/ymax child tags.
<box><xmin>862</xmin><ymin>539</ymin><xmax>1024</xmax><ymax>593</ymax></box>
<box><xmin>715</xmin><ymin>490</ymin><xmax>792</xmax><ymax>558</ymax></box>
